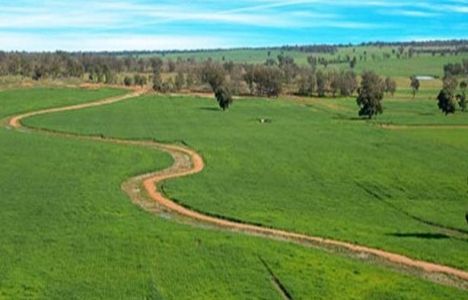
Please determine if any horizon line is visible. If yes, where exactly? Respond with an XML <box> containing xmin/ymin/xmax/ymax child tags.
<box><xmin>1</xmin><ymin>38</ymin><xmax>467</xmax><ymax>54</ymax></box>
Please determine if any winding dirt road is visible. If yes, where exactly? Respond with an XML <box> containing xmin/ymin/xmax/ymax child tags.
<box><xmin>5</xmin><ymin>89</ymin><xmax>468</xmax><ymax>289</ymax></box>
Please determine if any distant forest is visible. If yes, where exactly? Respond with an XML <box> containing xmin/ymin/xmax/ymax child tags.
<box><xmin>1</xmin><ymin>40</ymin><xmax>467</xmax><ymax>99</ymax></box>
<box><xmin>55</xmin><ymin>39</ymin><xmax>468</xmax><ymax>56</ymax></box>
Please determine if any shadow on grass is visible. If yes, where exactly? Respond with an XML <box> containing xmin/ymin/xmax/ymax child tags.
<box><xmin>331</xmin><ymin>113</ymin><xmax>370</xmax><ymax>122</ymax></box>
<box><xmin>199</xmin><ymin>107</ymin><xmax>221</xmax><ymax>112</ymax></box>
<box><xmin>386</xmin><ymin>232</ymin><xmax>450</xmax><ymax>239</ymax></box>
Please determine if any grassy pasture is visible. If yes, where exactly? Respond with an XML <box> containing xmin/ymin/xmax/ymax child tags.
<box><xmin>2</xmin><ymin>88</ymin><xmax>467</xmax><ymax>298</ymax></box>
<box><xmin>27</xmin><ymin>91</ymin><xmax>468</xmax><ymax>273</ymax></box>
<box><xmin>149</xmin><ymin>46</ymin><xmax>468</xmax><ymax>77</ymax></box>
<box><xmin>0</xmin><ymin>87</ymin><xmax>126</xmax><ymax>119</ymax></box>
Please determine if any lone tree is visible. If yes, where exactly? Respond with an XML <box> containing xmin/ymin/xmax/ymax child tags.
<box><xmin>410</xmin><ymin>76</ymin><xmax>420</xmax><ymax>98</ymax></box>
<box><xmin>384</xmin><ymin>77</ymin><xmax>397</xmax><ymax>96</ymax></box>
<box><xmin>214</xmin><ymin>86</ymin><xmax>233</xmax><ymax>111</ymax></box>
<box><xmin>437</xmin><ymin>75</ymin><xmax>458</xmax><ymax>115</ymax></box>
<box><xmin>356</xmin><ymin>71</ymin><xmax>385</xmax><ymax>119</ymax></box>
<box><xmin>437</xmin><ymin>89</ymin><xmax>457</xmax><ymax>115</ymax></box>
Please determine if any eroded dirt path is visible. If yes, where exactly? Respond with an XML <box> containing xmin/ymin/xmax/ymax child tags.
<box><xmin>5</xmin><ymin>89</ymin><xmax>468</xmax><ymax>289</ymax></box>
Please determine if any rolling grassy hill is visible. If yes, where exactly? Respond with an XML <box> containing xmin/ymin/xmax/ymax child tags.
<box><xmin>26</xmin><ymin>90</ymin><xmax>468</xmax><ymax>273</ymax></box>
<box><xmin>1</xmin><ymin>87</ymin><xmax>467</xmax><ymax>298</ymax></box>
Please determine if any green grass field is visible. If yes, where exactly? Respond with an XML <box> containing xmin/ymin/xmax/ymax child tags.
<box><xmin>1</xmin><ymin>87</ymin><xmax>468</xmax><ymax>299</ymax></box>
<box><xmin>0</xmin><ymin>87</ymin><xmax>126</xmax><ymax>119</ymax></box>
<box><xmin>26</xmin><ymin>89</ymin><xmax>468</xmax><ymax>272</ymax></box>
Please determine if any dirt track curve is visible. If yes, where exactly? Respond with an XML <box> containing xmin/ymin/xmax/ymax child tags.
<box><xmin>5</xmin><ymin>88</ymin><xmax>468</xmax><ymax>289</ymax></box>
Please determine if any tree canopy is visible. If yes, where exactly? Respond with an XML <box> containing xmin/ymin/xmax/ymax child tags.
<box><xmin>356</xmin><ymin>71</ymin><xmax>385</xmax><ymax>119</ymax></box>
<box><xmin>214</xmin><ymin>86</ymin><xmax>233</xmax><ymax>111</ymax></box>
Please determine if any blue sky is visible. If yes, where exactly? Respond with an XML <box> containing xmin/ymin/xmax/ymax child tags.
<box><xmin>0</xmin><ymin>0</ymin><xmax>467</xmax><ymax>51</ymax></box>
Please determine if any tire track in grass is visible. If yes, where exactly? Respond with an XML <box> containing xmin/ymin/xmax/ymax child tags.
<box><xmin>355</xmin><ymin>181</ymin><xmax>468</xmax><ymax>238</ymax></box>
<box><xmin>259</xmin><ymin>257</ymin><xmax>293</xmax><ymax>300</ymax></box>
<box><xmin>5</xmin><ymin>89</ymin><xmax>468</xmax><ymax>290</ymax></box>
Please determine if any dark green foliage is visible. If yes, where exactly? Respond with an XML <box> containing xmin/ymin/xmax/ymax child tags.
<box><xmin>443</xmin><ymin>62</ymin><xmax>467</xmax><ymax>76</ymax></box>
<box><xmin>457</xmin><ymin>92</ymin><xmax>466</xmax><ymax>112</ymax></box>
<box><xmin>214</xmin><ymin>86</ymin><xmax>233</xmax><ymax>111</ymax></box>
<box><xmin>133</xmin><ymin>74</ymin><xmax>147</xmax><ymax>87</ymax></box>
<box><xmin>437</xmin><ymin>88</ymin><xmax>457</xmax><ymax>115</ymax></box>
<box><xmin>442</xmin><ymin>74</ymin><xmax>458</xmax><ymax>91</ymax></box>
<box><xmin>356</xmin><ymin>71</ymin><xmax>385</xmax><ymax>119</ymax></box>
<box><xmin>459</xmin><ymin>81</ymin><xmax>467</xmax><ymax>111</ymax></box>
<box><xmin>460</xmin><ymin>80</ymin><xmax>467</xmax><ymax>90</ymax></box>
<box><xmin>123</xmin><ymin>76</ymin><xmax>133</xmax><ymax>86</ymax></box>
<box><xmin>32</xmin><ymin>66</ymin><xmax>44</xmax><ymax>81</ymax></box>
<box><xmin>437</xmin><ymin>75</ymin><xmax>460</xmax><ymax>115</ymax></box>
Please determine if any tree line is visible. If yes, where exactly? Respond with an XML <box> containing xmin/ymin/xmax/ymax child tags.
<box><xmin>1</xmin><ymin>49</ymin><xmax>466</xmax><ymax>116</ymax></box>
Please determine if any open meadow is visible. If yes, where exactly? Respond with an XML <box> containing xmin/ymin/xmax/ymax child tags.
<box><xmin>0</xmin><ymin>89</ymin><xmax>466</xmax><ymax>299</ymax></box>
<box><xmin>2</xmin><ymin>87</ymin><xmax>468</xmax><ymax>299</ymax></box>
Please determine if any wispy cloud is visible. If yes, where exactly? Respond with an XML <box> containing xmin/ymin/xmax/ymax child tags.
<box><xmin>0</xmin><ymin>0</ymin><xmax>466</xmax><ymax>51</ymax></box>
<box><xmin>383</xmin><ymin>9</ymin><xmax>440</xmax><ymax>18</ymax></box>
<box><xmin>0</xmin><ymin>32</ymin><xmax>234</xmax><ymax>51</ymax></box>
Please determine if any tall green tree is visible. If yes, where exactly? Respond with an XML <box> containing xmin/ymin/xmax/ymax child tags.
<box><xmin>356</xmin><ymin>71</ymin><xmax>385</xmax><ymax>119</ymax></box>
<box><xmin>437</xmin><ymin>75</ymin><xmax>458</xmax><ymax>115</ymax></box>
<box><xmin>437</xmin><ymin>89</ymin><xmax>457</xmax><ymax>115</ymax></box>
<box><xmin>214</xmin><ymin>86</ymin><xmax>233</xmax><ymax>111</ymax></box>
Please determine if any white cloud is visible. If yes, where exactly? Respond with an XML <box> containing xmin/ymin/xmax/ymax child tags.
<box><xmin>0</xmin><ymin>33</ymin><xmax>235</xmax><ymax>52</ymax></box>
<box><xmin>0</xmin><ymin>0</ymin><xmax>381</xmax><ymax>30</ymax></box>
<box><xmin>384</xmin><ymin>9</ymin><xmax>439</xmax><ymax>17</ymax></box>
